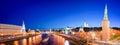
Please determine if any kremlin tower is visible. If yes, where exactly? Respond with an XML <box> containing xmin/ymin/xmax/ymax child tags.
<box><xmin>79</xmin><ymin>26</ymin><xmax>84</xmax><ymax>32</ymax></box>
<box><xmin>101</xmin><ymin>4</ymin><xmax>110</xmax><ymax>41</ymax></box>
<box><xmin>21</xmin><ymin>21</ymin><xmax>26</xmax><ymax>34</ymax></box>
<box><xmin>84</xmin><ymin>21</ymin><xmax>89</xmax><ymax>27</ymax></box>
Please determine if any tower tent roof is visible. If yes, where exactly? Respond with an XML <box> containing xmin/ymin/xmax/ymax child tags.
<box><xmin>104</xmin><ymin>4</ymin><xmax>108</xmax><ymax>19</ymax></box>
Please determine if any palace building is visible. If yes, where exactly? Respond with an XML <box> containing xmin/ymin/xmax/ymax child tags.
<box><xmin>0</xmin><ymin>21</ymin><xmax>26</xmax><ymax>36</ymax></box>
<box><xmin>0</xmin><ymin>24</ymin><xmax>22</xmax><ymax>35</ymax></box>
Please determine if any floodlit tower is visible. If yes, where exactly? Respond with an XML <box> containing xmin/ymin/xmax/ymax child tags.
<box><xmin>79</xmin><ymin>26</ymin><xmax>84</xmax><ymax>32</ymax></box>
<box><xmin>28</xmin><ymin>28</ymin><xmax>31</xmax><ymax>32</ymax></box>
<box><xmin>64</xmin><ymin>40</ymin><xmax>70</xmax><ymax>45</ymax></box>
<box><xmin>64</xmin><ymin>27</ymin><xmax>71</xmax><ymax>34</ymax></box>
<box><xmin>50</xmin><ymin>28</ymin><xmax>52</xmax><ymax>32</ymax></box>
<box><xmin>21</xmin><ymin>21</ymin><xmax>26</xmax><ymax>34</ymax></box>
<box><xmin>84</xmin><ymin>21</ymin><xmax>89</xmax><ymax>27</ymax></box>
<box><xmin>102</xmin><ymin>4</ymin><xmax>110</xmax><ymax>41</ymax></box>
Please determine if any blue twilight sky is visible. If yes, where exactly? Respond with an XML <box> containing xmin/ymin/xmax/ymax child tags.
<box><xmin>0</xmin><ymin>0</ymin><xmax>120</xmax><ymax>29</ymax></box>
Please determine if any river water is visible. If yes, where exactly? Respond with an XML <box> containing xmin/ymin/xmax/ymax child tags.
<box><xmin>0</xmin><ymin>35</ymin><xmax>42</xmax><ymax>45</ymax></box>
<box><xmin>0</xmin><ymin>34</ymin><xmax>70</xmax><ymax>45</ymax></box>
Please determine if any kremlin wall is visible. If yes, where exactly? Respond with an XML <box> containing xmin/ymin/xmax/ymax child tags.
<box><xmin>71</xmin><ymin>27</ymin><xmax>120</xmax><ymax>41</ymax></box>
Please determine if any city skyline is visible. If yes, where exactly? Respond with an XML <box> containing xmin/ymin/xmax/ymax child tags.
<box><xmin>0</xmin><ymin>0</ymin><xmax>120</xmax><ymax>29</ymax></box>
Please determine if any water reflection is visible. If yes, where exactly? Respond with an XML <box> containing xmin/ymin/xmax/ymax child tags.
<box><xmin>14</xmin><ymin>40</ymin><xmax>19</xmax><ymax>45</ymax></box>
<box><xmin>64</xmin><ymin>40</ymin><xmax>70</xmax><ymax>45</ymax></box>
<box><xmin>22</xmin><ymin>38</ymin><xmax>27</xmax><ymax>45</ymax></box>
<box><xmin>0</xmin><ymin>43</ymin><xmax>5</xmax><ymax>45</ymax></box>
<box><xmin>0</xmin><ymin>34</ymin><xmax>70</xmax><ymax>45</ymax></box>
<box><xmin>50</xmin><ymin>34</ymin><xmax>66</xmax><ymax>45</ymax></box>
<box><xmin>0</xmin><ymin>35</ymin><xmax>42</xmax><ymax>45</ymax></box>
<box><xmin>28</xmin><ymin>37</ymin><xmax>32</xmax><ymax>45</ymax></box>
<box><xmin>52</xmin><ymin>35</ymin><xmax>70</xmax><ymax>45</ymax></box>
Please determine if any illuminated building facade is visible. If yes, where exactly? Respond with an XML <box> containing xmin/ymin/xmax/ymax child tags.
<box><xmin>84</xmin><ymin>21</ymin><xmax>89</xmax><ymax>27</ymax></box>
<box><xmin>64</xmin><ymin>27</ymin><xmax>71</xmax><ymax>34</ymax></box>
<box><xmin>0</xmin><ymin>24</ymin><xmax>22</xmax><ymax>35</ymax></box>
<box><xmin>21</xmin><ymin>21</ymin><xmax>26</xmax><ymax>34</ymax></box>
<box><xmin>101</xmin><ymin>4</ymin><xmax>110</xmax><ymax>41</ymax></box>
<box><xmin>0</xmin><ymin>21</ymin><xmax>26</xmax><ymax>35</ymax></box>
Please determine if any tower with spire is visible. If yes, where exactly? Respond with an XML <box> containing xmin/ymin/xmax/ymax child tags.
<box><xmin>49</xmin><ymin>28</ymin><xmax>52</xmax><ymax>32</ymax></box>
<box><xmin>101</xmin><ymin>4</ymin><xmax>110</xmax><ymax>41</ymax></box>
<box><xmin>64</xmin><ymin>26</ymin><xmax>71</xmax><ymax>34</ymax></box>
<box><xmin>21</xmin><ymin>21</ymin><xmax>26</xmax><ymax>34</ymax></box>
<box><xmin>79</xmin><ymin>26</ymin><xmax>84</xmax><ymax>32</ymax></box>
<box><xmin>84</xmin><ymin>21</ymin><xmax>89</xmax><ymax>27</ymax></box>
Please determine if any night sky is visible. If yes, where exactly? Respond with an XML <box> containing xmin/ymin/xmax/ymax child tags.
<box><xmin>0</xmin><ymin>0</ymin><xmax>120</xmax><ymax>29</ymax></box>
